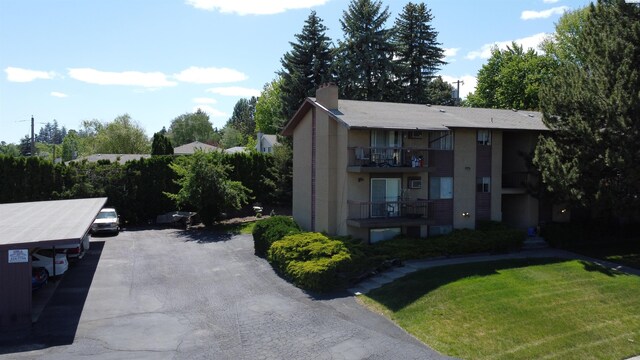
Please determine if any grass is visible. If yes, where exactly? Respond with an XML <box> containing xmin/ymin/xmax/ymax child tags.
<box><xmin>212</xmin><ymin>221</ymin><xmax>256</xmax><ymax>235</ymax></box>
<box><xmin>360</xmin><ymin>258</ymin><xmax>640</xmax><ymax>360</ymax></box>
<box><xmin>565</xmin><ymin>242</ymin><xmax>640</xmax><ymax>270</ymax></box>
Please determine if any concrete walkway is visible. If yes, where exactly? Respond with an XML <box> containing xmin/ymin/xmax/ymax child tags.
<box><xmin>348</xmin><ymin>248</ymin><xmax>640</xmax><ymax>295</ymax></box>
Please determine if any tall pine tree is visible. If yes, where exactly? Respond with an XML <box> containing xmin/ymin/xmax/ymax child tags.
<box><xmin>534</xmin><ymin>0</ymin><xmax>640</xmax><ymax>218</ymax></box>
<box><xmin>392</xmin><ymin>2</ymin><xmax>446</xmax><ymax>103</ymax></box>
<box><xmin>333</xmin><ymin>0</ymin><xmax>393</xmax><ymax>101</ymax></box>
<box><xmin>280</xmin><ymin>11</ymin><xmax>333</xmax><ymax>119</ymax></box>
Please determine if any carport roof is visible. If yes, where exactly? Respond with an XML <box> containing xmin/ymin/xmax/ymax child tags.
<box><xmin>0</xmin><ymin>198</ymin><xmax>107</xmax><ymax>249</ymax></box>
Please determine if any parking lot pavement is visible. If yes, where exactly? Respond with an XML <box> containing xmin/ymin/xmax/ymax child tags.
<box><xmin>1</xmin><ymin>228</ymin><xmax>451</xmax><ymax>360</ymax></box>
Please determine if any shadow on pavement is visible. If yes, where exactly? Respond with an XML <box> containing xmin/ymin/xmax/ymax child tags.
<box><xmin>0</xmin><ymin>241</ymin><xmax>105</xmax><ymax>355</ymax></box>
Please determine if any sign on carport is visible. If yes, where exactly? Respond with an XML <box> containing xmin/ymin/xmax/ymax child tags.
<box><xmin>8</xmin><ymin>249</ymin><xmax>28</xmax><ymax>263</ymax></box>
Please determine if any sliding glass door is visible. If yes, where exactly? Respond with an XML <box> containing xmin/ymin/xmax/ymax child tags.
<box><xmin>371</xmin><ymin>178</ymin><xmax>401</xmax><ymax>217</ymax></box>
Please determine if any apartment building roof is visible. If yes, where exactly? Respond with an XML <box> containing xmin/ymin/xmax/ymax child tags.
<box><xmin>283</xmin><ymin>97</ymin><xmax>548</xmax><ymax>135</ymax></box>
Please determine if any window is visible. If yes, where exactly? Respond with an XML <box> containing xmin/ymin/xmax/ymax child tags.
<box><xmin>477</xmin><ymin>130</ymin><xmax>491</xmax><ymax>145</ymax></box>
<box><xmin>477</xmin><ymin>177</ymin><xmax>491</xmax><ymax>192</ymax></box>
<box><xmin>429</xmin><ymin>177</ymin><xmax>453</xmax><ymax>199</ymax></box>
<box><xmin>429</xmin><ymin>131</ymin><xmax>454</xmax><ymax>150</ymax></box>
<box><xmin>370</xmin><ymin>228</ymin><xmax>401</xmax><ymax>243</ymax></box>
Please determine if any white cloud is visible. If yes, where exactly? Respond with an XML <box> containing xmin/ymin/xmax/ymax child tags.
<box><xmin>543</xmin><ymin>0</ymin><xmax>560</xmax><ymax>3</ymax></box>
<box><xmin>50</xmin><ymin>92</ymin><xmax>68</xmax><ymax>98</ymax></box>
<box><xmin>521</xmin><ymin>6</ymin><xmax>569</xmax><ymax>20</ymax></box>
<box><xmin>193</xmin><ymin>97</ymin><xmax>218</xmax><ymax>104</ymax></box>
<box><xmin>68</xmin><ymin>68</ymin><xmax>177</xmax><ymax>87</ymax></box>
<box><xmin>174</xmin><ymin>66</ymin><xmax>248</xmax><ymax>84</ymax></box>
<box><xmin>465</xmin><ymin>32</ymin><xmax>547</xmax><ymax>60</ymax></box>
<box><xmin>206</xmin><ymin>86</ymin><xmax>261</xmax><ymax>97</ymax></box>
<box><xmin>193</xmin><ymin>105</ymin><xmax>227</xmax><ymax>118</ymax></box>
<box><xmin>440</xmin><ymin>75</ymin><xmax>477</xmax><ymax>99</ymax></box>
<box><xmin>443</xmin><ymin>48</ymin><xmax>459</xmax><ymax>60</ymax></box>
<box><xmin>5</xmin><ymin>67</ymin><xmax>56</xmax><ymax>82</ymax></box>
<box><xmin>185</xmin><ymin>0</ymin><xmax>329</xmax><ymax>15</ymax></box>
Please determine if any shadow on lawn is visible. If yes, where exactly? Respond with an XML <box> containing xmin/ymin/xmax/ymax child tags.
<box><xmin>366</xmin><ymin>257</ymin><xmax>572</xmax><ymax>312</ymax></box>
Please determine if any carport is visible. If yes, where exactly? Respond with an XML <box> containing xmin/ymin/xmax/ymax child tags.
<box><xmin>0</xmin><ymin>197</ymin><xmax>106</xmax><ymax>334</ymax></box>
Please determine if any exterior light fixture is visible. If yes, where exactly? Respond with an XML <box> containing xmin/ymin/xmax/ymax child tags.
<box><xmin>462</xmin><ymin>212</ymin><xmax>470</xmax><ymax>218</ymax></box>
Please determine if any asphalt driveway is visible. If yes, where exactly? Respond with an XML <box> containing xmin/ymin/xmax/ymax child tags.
<box><xmin>1</xmin><ymin>228</ymin><xmax>450</xmax><ymax>359</ymax></box>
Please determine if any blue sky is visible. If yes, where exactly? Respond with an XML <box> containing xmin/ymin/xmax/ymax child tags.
<box><xmin>0</xmin><ymin>0</ymin><xmax>590</xmax><ymax>144</ymax></box>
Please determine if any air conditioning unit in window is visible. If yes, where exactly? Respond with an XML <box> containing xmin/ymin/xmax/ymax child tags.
<box><xmin>409</xmin><ymin>179</ymin><xmax>422</xmax><ymax>189</ymax></box>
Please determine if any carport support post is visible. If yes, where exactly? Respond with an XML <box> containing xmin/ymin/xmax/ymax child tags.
<box><xmin>52</xmin><ymin>246</ymin><xmax>56</xmax><ymax>277</ymax></box>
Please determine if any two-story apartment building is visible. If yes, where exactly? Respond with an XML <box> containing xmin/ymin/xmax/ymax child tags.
<box><xmin>282</xmin><ymin>84</ymin><xmax>549</xmax><ymax>243</ymax></box>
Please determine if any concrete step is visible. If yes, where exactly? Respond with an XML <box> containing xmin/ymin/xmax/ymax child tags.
<box><xmin>523</xmin><ymin>236</ymin><xmax>549</xmax><ymax>250</ymax></box>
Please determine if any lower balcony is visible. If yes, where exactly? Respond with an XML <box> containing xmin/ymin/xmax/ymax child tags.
<box><xmin>346</xmin><ymin>200</ymin><xmax>434</xmax><ymax>228</ymax></box>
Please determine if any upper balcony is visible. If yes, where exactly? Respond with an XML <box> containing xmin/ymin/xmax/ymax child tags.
<box><xmin>347</xmin><ymin>147</ymin><xmax>433</xmax><ymax>173</ymax></box>
<box><xmin>502</xmin><ymin>171</ymin><xmax>538</xmax><ymax>194</ymax></box>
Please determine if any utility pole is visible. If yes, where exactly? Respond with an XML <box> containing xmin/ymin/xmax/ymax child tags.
<box><xmin>30</xmin><ymin>115</ymin><xmax>35</xmax><ymax>156</ymax></box>
<box><xmin>452</xmin><ymin>80</ymin><xmax>464</xmax><ymax>106</ymax></box>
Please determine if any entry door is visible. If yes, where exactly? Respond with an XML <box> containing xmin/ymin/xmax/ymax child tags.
<box><xmin>371</xmin><ymin>178</ymin><xmax>401</xmax><ymax>217</ymax></box>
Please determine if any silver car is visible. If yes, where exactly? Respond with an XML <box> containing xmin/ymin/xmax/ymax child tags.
<box><xmin>91</xmin><ymin>208</ymin><xmax>120</xmax><ymax>235</ymax></box>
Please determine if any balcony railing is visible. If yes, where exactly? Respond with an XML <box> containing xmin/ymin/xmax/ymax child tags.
<box><xmin>502</xmin><ymin>171</ymin><xmax>537</xmax><ymax>189</ymax></box>
<box><xmin>348</xmin><ymin>199</ymin><xmax>432</xmax><ymax>220</ymax></box>
<box><xmin>348</xmin><ymin>147</ymin><xmax>430</xmax><ymax>169</ymax></box>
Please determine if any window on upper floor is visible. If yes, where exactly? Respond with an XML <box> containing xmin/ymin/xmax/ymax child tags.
<box><xmin>429</xmin><ymin>131</ymin><xmax>454</xmax><ymax>150</ymax></box>
<box><xmin>477</xmin><ymin>177</ymin><xmax>491</xmax><ymax>193</ymax></box>
<box><xmin>429</xmin><ymin>176</ymin><xmax>453</xmax><ymax>199</ymax></box>
<box><xmin>477</xmin><ymin>130</ymin><xmax>491</xmax><ymax>145</ymax></box>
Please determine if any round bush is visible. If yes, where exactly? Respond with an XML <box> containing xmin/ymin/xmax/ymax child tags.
<box><xmin>252</xmin><ymin>216</ymin><xmax>300</xmax><ymax>257</ymax></box>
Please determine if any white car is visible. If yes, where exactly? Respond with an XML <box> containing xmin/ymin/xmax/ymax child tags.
<box><xmin>57</xmin><ymin>233</ymin><xmax>91</xmax><ymax>260</ymax></box>
<box><xmin>92</xmin><ymin>208</ymin><xmax>120</xmax><ymax>234</ymax></box>
<box><xmin>31</xmin><ymin>249</ymin><xmax>69</xmax><ymax>277</ymax></box>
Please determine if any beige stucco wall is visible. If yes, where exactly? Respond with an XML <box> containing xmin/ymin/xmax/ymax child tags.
<box><xmin>453</xmin><ymin>129</ymin><xmax>476</xmax><ymax>229</ymax></box>
<box><xmin>491</xmin><ymin>130</ymin><xmax>503</xmax><ymax>222</ymax></box>
<box><xmin>292</xmin><ymin>110</ymin><xmax>314</xmax><ymax>231</ymax></box>
<box><xmin>314</xmin><ymin>109</ymin><xmax>334</xmax><ymax>234</ymax></box>
<box><xmin>335</xmin><ymin>123</ymin><xmax>349</xmax><ymax>236</ymax></box>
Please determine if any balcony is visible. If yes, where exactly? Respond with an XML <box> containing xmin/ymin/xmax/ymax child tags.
<box><xmin>347</xmin><ymin>199</ymin><xmax>434</xmax><ymax>228</ymax></box>
<box><xmin>502</xmin><ymin>171</ymin><xmax>537</xmax><ymax>194</ymax></box>
<box><xmin>347</xmin><ymin>147</ymin><xmax>433</xmax><ymax>173</ymax></box>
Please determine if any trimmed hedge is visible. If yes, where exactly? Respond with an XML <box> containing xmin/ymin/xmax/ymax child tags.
<box><xmin>252</xmin><ymin>216</ymin><xmax>300</xmax><ymax>257</ymax></box>
<box><xmin>267</xmin><ymin>232</ymin><xmax>352</xmax><ymax>292</ymax></box>
<box><xmin>370</xmin><ymin>227</ymin><xmax>525</xmax><ymax>261</ymax></box>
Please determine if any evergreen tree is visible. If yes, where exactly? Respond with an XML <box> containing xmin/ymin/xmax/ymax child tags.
<box><xmin>391</xmin><ymin>2</ymin><xmax>446</xmax><ymax>103</ymax></box>
<box><xmin>534</xmin><ymin>0</ymin><xmax>640</xmax><ymax>218</ymax></box>
<box><xmin>425</xmin><ymin>76</ymin><xmax>455</xmax><ymax>105</ymax></box>
<box><xmin>151</xmin><ymin>132</ymin><xmax>174</xmax><ymax>155</ymax></box>
<box><xmin>226</xmin><ymin>97</ymin><xmax>257</xmax><ymax>142</ymax></box>
<box><xmin>333</xmin><ymin>0</ymin><xmax>393</xmax><ymax>101</ymax></box>
<box><xmin>279</xmin><ymin>11</ymin><xmax>333</xmax><ymax>119</ymax></box>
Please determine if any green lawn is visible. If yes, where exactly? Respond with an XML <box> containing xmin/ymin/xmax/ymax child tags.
<box><xmin>567</xmin><ymin>242</ymin><xmax>640</xmax><ymax>270</ymax></box>
<box><xmin>213</xmin><ymin>221</ymin><xmax>256</xmax><ymax>235</ymax></box>
<box><xmin>360</xmin><ymin>258</ymin><xmax>640</xmax><ymax>360</ymax></box>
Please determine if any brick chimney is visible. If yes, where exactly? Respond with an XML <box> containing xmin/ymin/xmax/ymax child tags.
<box><xmin>315</xmin><ymin>83</ymin><xmax>338</xmax><ymax>110</ymax></box>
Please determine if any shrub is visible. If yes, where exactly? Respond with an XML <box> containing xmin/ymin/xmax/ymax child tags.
<box><xmin>252</xmin><ymin>216</ymin><xmax>300</xmax><ymax>257</ymax></box>
<box><xmin>268</xmin><ymin>232</ymin><xmax>353</xmax><ymax>291</ymax></box>
<box><xmin>370</xmin><ymin>226</ymin><xmax>525</xmax><ymax>260</ymax></box>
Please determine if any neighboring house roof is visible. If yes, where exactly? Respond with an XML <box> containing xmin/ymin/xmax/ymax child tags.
<box><xmin>70</xmin><ymin>154</ymin><xmax>151</xmax><ymax>164</ymax></box>
<box><xmin>261</xmin><ymin>134</ymin><xmax>279</xmax><ymax>147</ymax></box>
<box><xmin>174</xmin><ymin>141</ymin><xmax>219</xmax><ymax>155</ymax></box>
<box><xmin>224</xmin><ymin>146</ymin><xmax>247</xmax><ymax>154</ymax></box>
<box><xmin>283</xmin><ymin>98</ymin><xmax>547</xmax><ymax>136</ymax></box>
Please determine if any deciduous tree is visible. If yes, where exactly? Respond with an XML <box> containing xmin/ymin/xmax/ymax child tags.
<box><xmin>94</xmin><ymin>114</ymin><xmax>150</xmax><ymax>154</ymax></box>
<box><xmin>534</xmin><ymin>0</ymin><xmax>640</xmax><ymax>218</ymax></box>
<box><xmin>168</xmin><ymin>109</ymin><xmax>215</xmax><ymax>146</ymax></box>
